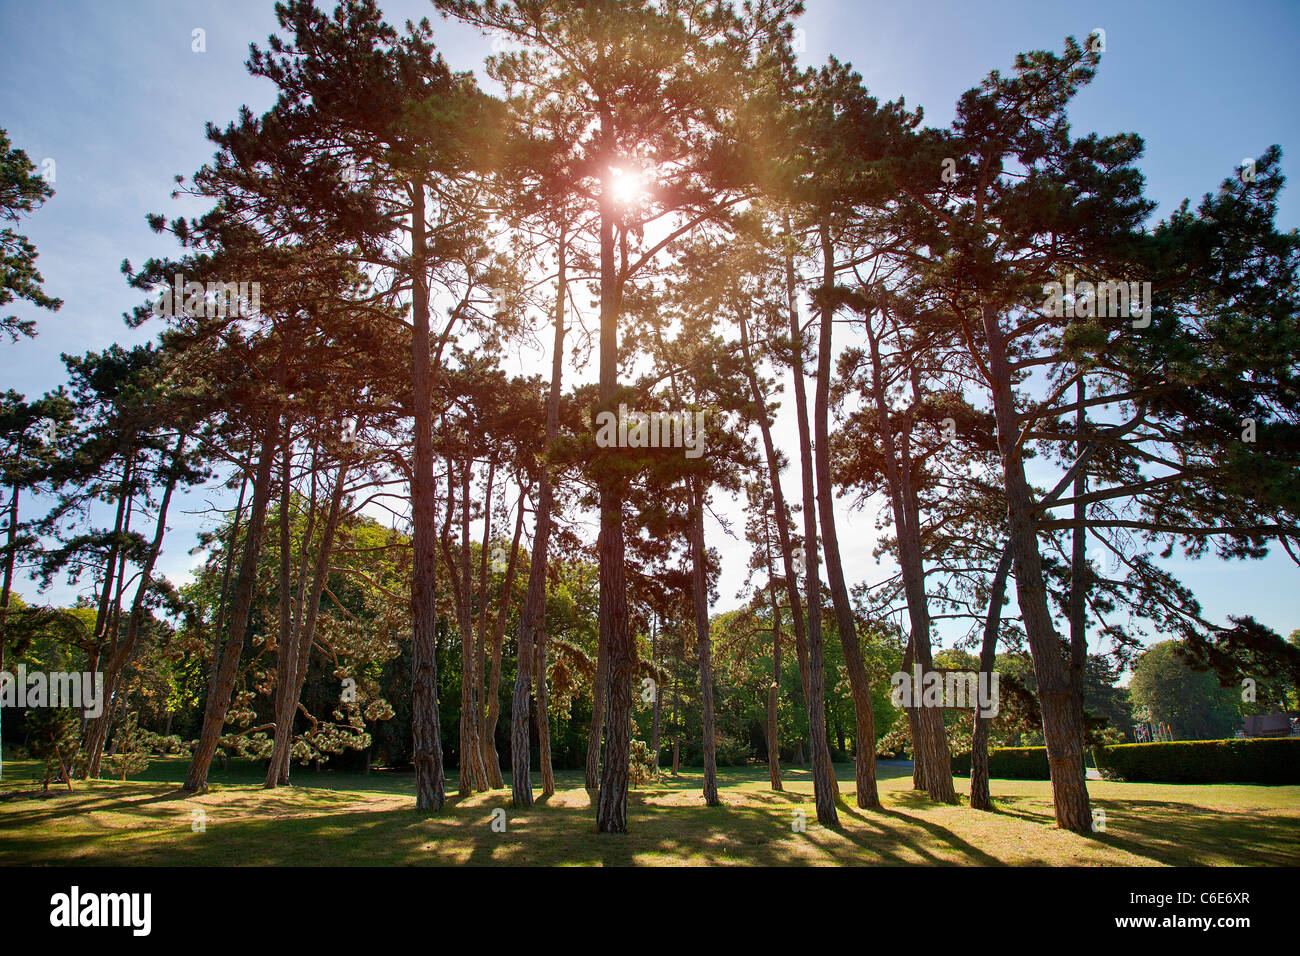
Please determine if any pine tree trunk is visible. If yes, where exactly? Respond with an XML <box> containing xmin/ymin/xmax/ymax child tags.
<box><xmin>690</xmin><ymin>478</ymin><xmax>719</xmax><ymax>806</ymax></box>
<box><xmin>275</xmin><ymin>448</ymin><xmax>321</xmax><ymax>786</ymax></box>
<box><xmin>594</xmin><ymin>503</ymin><xmax>632</xmax><ymax>831</ymax></box>
<box><xmin>739</xmin><ymin>301</ymin><xmax>838</xmax><ymax>798</ymax></box>
<box><xmin>863</xmin><ymin>293</ymin><xmax>957</xmax><ymax>803</ymax></box>
<box><xmin>534</xmin><ymin>623</ymin><xmax>555</xmax><ymax>796</ymax></box>
<box><xmin>785</xmin><ymin>237</ymin><xmax>840</xmax><ymax>827</ymax></box>
<box><xmin>971</xmin><ymin>543</ymin><xmax>1012</xmax><ymax>811</ymax></box>
<box><xmin>85</xmin><ymin>433</ymin><xmax>186</xmax><ymax>778</ymax></box>
<box><xmin>812</xmin><ymin>226</ymin><xmax>881</xmax><ymax>808</ymax></box>
<box><xmin>764</xmin><ymin>543</ymin><xmax>783</xmax><ymax>791</ymax></box>
<box><xmin>184</xmin><ymin>420</ymin><xmax>278</xmax><ymax>793</ymax></box>
<box><xmin>513</xmin><ymin>227</ymin><xmax>567</xmax><ymax>805</ymax></box>
<box><xmin>203</xmin><ymin>461</ymin><xmax>248</xmax><ymax>730</ymax></box>
<box><xmin>0</xmin><ymin>465</ymin><xmax>19</xmax><ymax>761</ymax></box>
<box><xmin>85</xmin><ymin>454</ymin><xmax>133</xmax><ymax>698</ymax></box>
<box><xmin>1068</xmin><ymin>378</ymin><xmax>1089</xmax><ymax>779</ymax></box>
<box><xmin>979</xmin><ymin>302</ymin><xmax>1091</xmax><ymax>832</ymax></box>
<box><xmin>457</xmin><ymin>463</ymin><xmax>488</xmax><ymax>794</ymax></box>
<box><xmin>670</xmin><ymin>666</ymin><xmax>680</xmax><ymax>777</ymax></box>
<box><xmin>409</xmin><ymin>178</ymin><xmax>448</xmax><ymax>811</ymax></box>
<box><xmin>650</xmin><ymin>614</ymin><xmax>661</xmax><ymax>769</ymax></box>
<box><xmin>475</xmin><ymin>463</ymin><xmax>500</xmax><ymax>787</ymax></box>
<box><xmin>483</xmin><ymin>481</ymin><xmax>525</xmax><ymax>790</ymax></box>
<box><xmin>584</xmin><ymin>623</ymin><xmax>609</xmax><ymax>792</ymax></box>
<box><xmin>265</xmin><ymin>430</ymin><xmax>295</xmax><ymax>788</ymax></box>
<box><xmin>272</xmin><ymin>456</ymin><xmax>348</xmax><ymax>786</ymax></box>
<box><xmin>592</xmin><ymin>139</ymin><xmax>632</xmax><ymax>833</ymax></box>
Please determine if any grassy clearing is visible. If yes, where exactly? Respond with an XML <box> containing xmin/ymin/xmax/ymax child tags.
<box><xmin>1</xmin><ymin>757</ymin><xmax>1297</xmax><ymax>866</ymax></box>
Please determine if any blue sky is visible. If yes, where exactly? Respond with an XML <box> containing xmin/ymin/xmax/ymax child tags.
<box><xmin>1</xmin><ymin>1</ymin><xmax>1296</xmax><ymax>651</ymax></box>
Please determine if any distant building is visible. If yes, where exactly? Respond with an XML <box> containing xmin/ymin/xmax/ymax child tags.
<box><xmin>1240</xmin><ymin>714</ymin><xmax>1296</xmax><ymax>738</ymax></box>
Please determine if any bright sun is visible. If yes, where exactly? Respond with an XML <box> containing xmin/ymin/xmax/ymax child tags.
<box><xmin>608</xmin><ymin>167</ymin><xmax>646</xmax><ymax>204</ymax></box>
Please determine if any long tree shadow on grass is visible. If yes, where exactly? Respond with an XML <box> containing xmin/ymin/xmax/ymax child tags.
<box><xmin>1</xmin><ymin>786</ymin><xmax>1022</xmax><ymax>866</ymax></box>
<box><xmin>838</xmin><ymin>801</ymin><xmax>1004</xmax><ymax>866</ymax></box>
<box><xmin>993</xmin><ymin>795</ymin><xmax>1300</xmax><ymax>866</ymax></box>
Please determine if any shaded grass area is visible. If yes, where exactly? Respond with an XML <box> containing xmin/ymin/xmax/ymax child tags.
<box><xmin>1</xmin><ymin>757</ymin><xmax>1297</xmax><ymax>866</ymax></box>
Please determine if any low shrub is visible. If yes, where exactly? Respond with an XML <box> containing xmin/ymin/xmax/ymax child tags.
<box><xmin>1095</xmin><ymin>738</ymin><xmax>1300</xmax><ymax>784</ymax></box>
<box><xmin>950</xmin><ymin>746</ymin><xmax>1051</xmax><ymax>780</ymax></box>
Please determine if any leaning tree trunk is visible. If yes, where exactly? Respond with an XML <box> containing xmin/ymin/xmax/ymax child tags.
<box><xmin>265</xmin><ymin>428</ymin><xmax>295</xmax><ymax>788</ymax></box>
<box><xmin>456</xmin><ymin>462</ymin><xmax>488</xmax><ymax>795</ymax></box>
<box><xmin>271</xmin><ymin>455</ymin><xmax>348</xmax><ymax>786</ymax></box>
<box><xmin>766</xmin><ymin>576</ymin><xmax>783</xmax><ymax>791</ymax></box>
<box><xmin>272</xmin><ymin>445</ymin><xmax>320</xmax><ymax>787</ymax></box>
<box><xmin>200</xmin><ymin>459</ymin><xmax>248</xmax><ymax>750</ymax></box>
<box><xmin>972</xmin><ymin>543</ymin><xmax>1012</xmax><ymax>811</ymax></box>
<box><xmin>740</xmin><ymin>319</ymin><xmax>812</xmax><ymax>716</ymax></box>
<box><xmin>0</xmin><ymin>463</ymin><xmax>18</xmax><ymax>769</ymax></box>
<box><xmin>483</xmin><ymin>480</ymin><xmax>525</xmax><ymax>790</ymax></box>
<box><xmin>534</xmin><ymin>623</ymin><xmax>556</xmax><ymax>796</ymax></box>
<box><xmin>739</xmin><ymin>304</ymin><xmax>837</xmax><ymax>797</ymax></box>
<box><xmin>783</xmin><ymin>228</ymin><xmax>841</xmax><ymax>826</ymax></box>
<box><xmin>812</xmin><ymin>225</ymin><xmax>880</xmax><ymax>808</ymax></box>
<box><xmin>1068</xmin><ymin>377</ymin><xmax>1090</xmax><ymax>779</ymax></box>
<box><xmin>184</xmin><ymin>419</ymin><xmax>278</xmax><ymax>792</ymax></box>
<box><xmin>901</xmin><ymin>638</ymin><xmax>924</xmax><ymax>789</ymax></box>
<box><xmin>863</xmin><ymin>298</ymin><xmax>956</xmax><ymax>803</ymax></box>
<box><xmin>786</xmin><ymin>304</ymin><xmax>839</xmax><ymax>826</ymax></box>
<box><xmin>650</xmin><ymin>614</ymin><xmax>662</xmax><ymax>770</ymax></box>
<box><xmin>85</xmin><ymin>433</ymin><xmax>186</xmax><ymax>777</ymax></box>
<box><xmin>670</xmin><ymin>665</ymin><xmax>680</xmax><ymax>777</ymax></box>
<box><xmin>584</xmin><ymin>623</ymin><xmax>610</xmax><ymax>792</ymax></box>
<box><xmin>409</xmin><ymin>178</ymin><xmax>448</xmax><ymax>811</ymax></box>
<box><xmin>979</xmin><ymin>301</ymin><xmax>1091</xmax><ymax>832</ymax></box>
<box><xmin>690</xmin><ymin>477</ymin><xmax>719</xmax><ymax>806</ymax></box>
<box><xmin>475</xmin><ymin>461</ymin><xmax>498</xmax><ymax>787</ymax></box>
<box><xmin>86</xmin><ymin>453</ymin><xmax>134</xmax><ymax>688</ymax></box>
<box><xmin>760</xmin><ymin>524</ymin><xmax>784</xmax><ymax>791</ymax></box>
<box><xmin>513</xmin><ymin>226</ymin><xmax>567</xmax><ymax>805</ymax></box>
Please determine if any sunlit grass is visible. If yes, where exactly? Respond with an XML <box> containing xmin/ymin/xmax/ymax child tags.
<box><xmin>1</xmin><ymin>757</ymin><xmax>1296</xmax><ymax>866</ymax></box>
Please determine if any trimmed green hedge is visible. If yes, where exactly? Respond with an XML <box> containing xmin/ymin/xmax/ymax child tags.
<box><xmin>1095</xmin><ymin>738</ymin><xmax>1300</xmax><ymax>784</ymax></box>
<box><xmin>951</xmin><ymin>746</ymin><xmax>1051</xmax><ymax>780</ymax></box>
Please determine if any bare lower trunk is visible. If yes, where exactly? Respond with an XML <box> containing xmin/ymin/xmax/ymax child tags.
<box><xmin>515</xmin><ymin>227</ymin><xmax>567</xmax><ymax>805</ymax></box>
<box><xmin>483</xmin><ymin>482</ymin><xmax>525</xmax><ymax>790</ymax></box>
<box><xmin>410</xmin><ymin>179</ymin><xmax>447</xmax><ymax>811</ymax></box>
<box><xmin>690</xmin><ymin>478</ymin><xmax>719</xmax><ymax>806</ymax></box>
<box><xmin>864</xmin><ymin>289</ymin><xmax>958</xmax><ymax>804</ymax></box>
<box><xmin>271</xmin><ymin>456</ymin><xmax>348</xmax><ymax>787</ymax></box>
<box><xmin>265</xmin><ymin>431</ymin><xmax>295</xmax><ymax>788</ymax></box>
<box><xmin>670</xmin><ymin>666</ymin><xmax>680</xmax><ymax>777</ymax></box>
<box><xmin>650</xmin><ymin>616</ymin><xmax>661</xmax><ymax>769</ymax></box>
<box><xmin>812</xmin><ymin>226</ymin><xmax>880</xmax><ymax>808</ymax></box>
<box><xmin>184</xmin><ymin>421</ymin><xmax>278</xmax><ymax>793</ymax></box>
<box><xmin>979</xmin><ymin>302</ymin><xmax>1091</xmax><ymax>832</ymax></box>
<box><xmin>1068</xmin><ymin>378</ymin><xmax>1089</xmax><ymax>779</ymax></box>
<box><xmin>1</xmin><ymin>464</ymin><xmax>20</xmax><ymax>767</ymax></box>
<box><xmin>456</xmin><ymin>464</ymin><xmax>488</xmax><ymax>795</ymax></box>
<box><xmin>971</xmin><ymin>543</ymin><xmax>1012</xmax><ymax>811</ymax></box>
<box><xmin>595</xmin><ymin>500</ymin><xmax>632</xmax><ymax>832</ymax></box>
<box><xmin>90</xmin><ymin>454</ymin><xmax>133</xmax><ymax>668</ymax></box>
<box><xmin>535</xmin><ymin>624</ymin><xmax>555</xmax><ymax>796</ymax></box>
<box><xmin>202</xmin><ymin>462</ymin><xmax>248</xmax><ymax>738</ymax></box>
<box><xmin>85</xmin><ymin>433</ymin><xmax>186</xmax><ymax>777</ymax></box>
<box><xmin>740</xmin><ymin>296</ymin><xmax>838</xmax><ymax>799</ymax></box>
<box><xmin>763</xmin><ymin>535</ymin><xmax>783</xmax><ymax>791</ymax></box>
<box><xmin>785</xmin><ymin>234</ymin><xmax>839</xmax><ymax>827</ymax></box>
<box><xmin>584</xmin><ymin>624</ymin><xmax>610</xmax><ymax>792</ymax></box>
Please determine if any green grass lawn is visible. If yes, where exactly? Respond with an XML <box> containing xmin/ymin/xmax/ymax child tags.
<box><xmin>2</xmin><ymin>756</ymin><xmax>1297</xmax><ymax>866</ymax></box>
